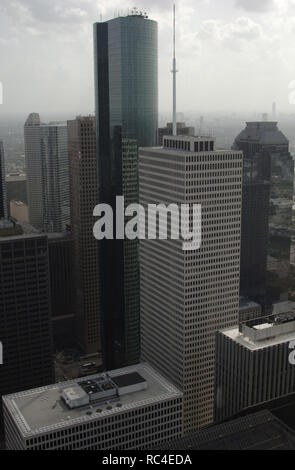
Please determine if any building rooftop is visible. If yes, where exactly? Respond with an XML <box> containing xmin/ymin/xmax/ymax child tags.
<box><xmin>159</xmin><ymin>410</ymin><xmax>295</xmax><ymax>450</ymax></box>
<box><xmin>3</xmin><ymin>363</ymin><xmax>182</xmax><ymax>438</ymax></box>
<box><xmin>223</xmin><ymin>312</ymin><xmax>295</xmax><ymax>350</ymax></box>
<box><xmin>234</xmin><ymin>121</ymin><xmax>289</xmax><ymax>146</ymax></box>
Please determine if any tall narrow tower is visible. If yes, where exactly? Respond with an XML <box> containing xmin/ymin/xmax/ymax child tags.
<box><xmin>0</xmin><ymin>141</ymin><xmax>7</xmax><ymax>220</ymax></box>
<box><xmin>94</xmin><ymin>11</ymin><xmax>158</xmax><ymax>369</ymax></box>
<box><xmin>68</xmin><ymin>116</ymin><xmax>101</xmax><ymax>354</ymax></box>
<box><xmin>24</xmin><ymin>113</ymin><xmax>43</xmax><ymax>230</ymax></box>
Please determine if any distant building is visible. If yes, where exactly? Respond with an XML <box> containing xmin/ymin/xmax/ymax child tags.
<box><xmin>139</xmin><ymin>135</ymin><xmax>243</xmax><ymax>433</ymax></box>
<box><xmin>24</xmin><ymin>114</ymin><xmax>70</xmax><ymax>233</ymax></box>
<box><xmin>158</xmin><ymin>122</ymin><xmax>195</xmax><ymax>146</ymax></box>
<box><xmin>68</xmin><ymin>116</ymin><xmax>101</xmax><ymax>355</ymax></box>
<box><xmin>0</xmin><ymin>222</ymin><xmax>54</xmax><ymax>436</ymax></box>
<box><xmin>9</xmin><ymin>200</ymin><xmax>29</xmax><ymax>222</ymax></box>
<box><xmin>3</xmin><ymin>363</ymin><xmax>183</xmax><ymax>450</ymax></box>
<box><xmin>159</xmin><ymin>410</ymin><xmax>295</xmax><ymax>450</ymax></box>
<box><xmin>6</xmin><ymin>175</ymin><xmax>27</xmax><ymax>213</ymax></box>
<box><xmin>0</xmin><ymin>141</ymin><xmax>7</xmax><ymax>219</ymax></box>
<box><xmin>94</xmin><ymin>12</ymin><xmax>158</xmax><ymax>369</ymax></box>
<box><xmin>41</xmin><ymin>123</ymin><xmax>69</xmax><ymax>232</ymax></box>
<box><xmin>24</xmin><ymin>113</ymin><xmax>43</xmax><ymax>230</ymax></box>
<box><xmin>215</xmin><ymin>303</ymin><xmax>295</xmax><ymax>422</ymax></box>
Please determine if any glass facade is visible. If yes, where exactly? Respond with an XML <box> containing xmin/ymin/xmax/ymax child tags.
<box><xmin>94</xmin><ymin>14</ymin><xmax>158</xmax><ymax>369</ymax></box>
<box><xmin>41</xmin><ymin>124</ymin><xmax>69</xmax><ymax>233</ymax></box>
<box><xmin>234</xmin><ymin>121</ymin><xmax>295</xmax><ymax>304</ymax></box>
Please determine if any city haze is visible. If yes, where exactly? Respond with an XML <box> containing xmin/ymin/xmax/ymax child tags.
<box><xmin>1</xmin><ymin>0</ymin><xmax>295</xmax><ymax>115</ymax></box>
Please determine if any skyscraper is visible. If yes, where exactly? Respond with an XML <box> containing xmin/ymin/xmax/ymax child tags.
<box><xmin>24</xmin><ymin>115</ymin><xmax>70</xmax><ymax>233</ymax></box>
<box><xmin>0</xmin><ymin>222</ymin><xmax>54</xmax><ymax>436</ymax></box>
<box><xmin>68</xmin><ymin>116</ymin><xmax>101</xmax><ymax>354</ymax></box>
<box><xmin>41</xmin><ymin>123</ymin><xmax>69</xmax><ymax>232</ymax></box>
<box><xmin>24</xmin><ymin>113</ymin><xmax>43</xmax><ymax>230</ymax></box>
<box><xmin>139</xmin><ymin>135</ymin><xmax>243</xmax><ymax>433</ymax></box>
<box><xmin>233</xmin><ymin>121</ymin><xmax>294</xmax><ymax>302</ymax></box>
<box><xmin>239</xmin><ymin>155</ymin><xmax>270</xmax><ymax>300</ymax></box>
<box><xmin>94</xmin><ymin>11</ymin><xmax>158</xmax><ymax>369</ymax></box>
<box><xmin>0</xmin><ymin>141</ymin><xmax>7</xmax><ymax>220</ymax></box>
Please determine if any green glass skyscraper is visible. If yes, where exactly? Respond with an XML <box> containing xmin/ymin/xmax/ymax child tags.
<box><xmin>94</xmin><ymin>11</ymin><xmax>158</xmax><ymax>369</ymax></box>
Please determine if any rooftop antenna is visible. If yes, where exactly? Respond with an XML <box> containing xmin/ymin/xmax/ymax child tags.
<box><xmin>172</xmin><ymin>3</ymin><xmax>178</xmax><ymax>136</ymax></box>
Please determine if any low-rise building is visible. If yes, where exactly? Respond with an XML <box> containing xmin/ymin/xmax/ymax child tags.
<box><xmin>3</xmin><ymin>363</ymin><xmax>183</xmax><ymax>450</ymax></box>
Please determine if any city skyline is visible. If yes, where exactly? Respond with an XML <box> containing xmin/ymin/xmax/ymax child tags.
<box><xmin>1</xmin><ymin>0</ymin><xmax>295</xmax><ymax>115</ymax></box>
<box><xmin>2</xmin><ymin>0</ymin><xmax>295</xmax><ymax>454</ymax></box>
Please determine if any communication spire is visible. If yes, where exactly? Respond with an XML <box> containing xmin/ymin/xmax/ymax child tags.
<box><xmin>172</xmin><ymin>3</ymin><xmax>178</xmax><ymax>136</ymax></box>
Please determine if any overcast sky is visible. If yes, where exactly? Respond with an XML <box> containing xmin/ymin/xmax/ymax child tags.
<box><xmin>1</xmin><ymin>0</ymin><xmax>295</xmax><ymax>117</ymax></box>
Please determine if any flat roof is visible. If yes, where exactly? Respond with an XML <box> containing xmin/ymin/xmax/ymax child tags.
<box><xmin>3</xmin><ymin>363</ymin><xmax>182</xmax><ymax>438</ymax></box>
<box><xmin>222</xmin><ymin>325</ymin><xmax>295</xmax><ymax>350</ymax></box>
<box><xmin>139</xmin><ymin>146</ymin><xmax>242</xmax><ymax>155</ymax></box>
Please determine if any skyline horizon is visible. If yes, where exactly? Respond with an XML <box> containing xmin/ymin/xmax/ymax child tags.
<box><xmin>1</xmin><ymin>0</ymin><xmax>295</xmax><ymax>115</ymax></box>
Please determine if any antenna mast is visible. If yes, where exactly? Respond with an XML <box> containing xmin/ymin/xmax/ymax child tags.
<box><xmin>172</xmin><ymin>3</ymin><xmax>177</xmax><ymax>136</ymax></box>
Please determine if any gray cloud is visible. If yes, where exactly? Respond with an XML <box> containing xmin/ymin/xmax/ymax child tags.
<box><xmin>235</xmin><ymin>0</ymin><xmax>275</xmax><ymax>12</ymax></box>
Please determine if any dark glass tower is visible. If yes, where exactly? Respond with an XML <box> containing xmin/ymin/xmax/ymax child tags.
<box><xmin>94</xmin><ymin>12</ymin><xmax>158</xmax><ymax>369</ymax></box>
<box><xmin>233</xmin><ymin>121</ymin><xmax>294</xmax><ymax>303</ymax></box>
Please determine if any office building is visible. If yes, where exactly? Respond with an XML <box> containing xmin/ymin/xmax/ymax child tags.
<box><xmin>41</xmin><ymin>123</ymin><xmax>69</xmax><ymax>232</ymax></box>
<box><xmin>68</xmin><ymin>116</ymin><xmax>100</xmax><ymax>354</ymax></box>
<box><xmin>24</xmin><ymin>115</ymin><xmax>70</xmax><ymax>233</ymax></box>
<box><xmin>94</xmin><ymin>10</ymin><xmax>158</xmax><ymax>369</ymax></box>
<box><xmin>158</xmin><ymin>122</ymin><xmax>195</xmax><ymax>146</ymax></box>
<box><xmin>139</xmin><ymin>135</ymin><xmax>243</xmax><ymax>432</ymax></box>
<box><xmin>6</xmin><ymin>175</ymin><xmax>27</xmax><ymax>208</ymax></box>
<box><xmin>0</xmin><ymin>141</ymin><xmax>7</xmax><ymax>220</ymax></box>
<box><xmin>233</xmin><ymin>121</ymin><xmax>294</xmax><ymax>301</ymax></box>
<box><xmin>215</xmin><ymin>303</ymin><xmax>295</xmax><ymax>422</ymax></box>
<box><xmin>24</xmin><ymin>113</ymin><xmax>43</xmax><ymax>230</ymax></box>
<box><xmin>47</xmin><ymin>232</ymin><xmax>75</xmax><ymax>350</ymax></box>
<box><xmin>0</xmin><ymin>221</ymin><xmax>54</xmax><ymax>436</ymax></box>
<box><xmin>3</xmin><ymin>363</ymin><xmax>183</xmax><ymax>450</ymax></box>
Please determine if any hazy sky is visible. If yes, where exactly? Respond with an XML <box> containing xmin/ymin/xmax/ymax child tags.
<box><xmin>1</xmin><ymin>0</ymin><xmax>295</xmax><ymax>117</ymax></box>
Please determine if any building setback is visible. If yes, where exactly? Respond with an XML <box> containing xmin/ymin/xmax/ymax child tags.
<box><xmin>68</xmin><ymin>116</ymin><xmax>101</xmax><ymax>354</ymax></box>
<box><xmin>158</xmin><ymin>122</ymin><xmax>195</xmax><ymax>146</ymax></box>
<box><xmin>0</xmin><ymin>223</ymin><xmax>54</xmax><ymax>436</ymax></box>
<box><xmin>139</xmin><ymin>135</ymin><xmax>243</xmax><ymax>433</ymax></box>
<box><xmin>3</xmin><ymin>363</ymin><xmax>183</xmax><ymax>450</ymax></box>
<box><xmin>94</xmin><ymin>12</ymin><xmax>158</xmax><ymax>369</ymax></box>
<box><xmin>215</xmin><ymin>306</ymin><xmax>295</xmax><ymax>423</ymax></box>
